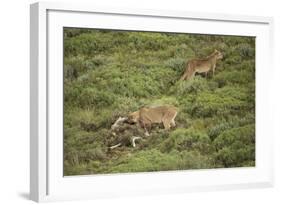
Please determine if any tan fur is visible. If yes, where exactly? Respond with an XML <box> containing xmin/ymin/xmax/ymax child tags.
<box><xmin>180</xmin><ymin>49</ymin><xmax>223</xmax><ymax>81</ymax></box>
<box><xmin>127</xmin><ymin>105</ymin><xmax>178</xmax><ymax>135</ymax></box>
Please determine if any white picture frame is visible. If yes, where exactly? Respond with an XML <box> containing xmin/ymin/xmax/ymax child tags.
<box><xmin>30</xmin><ymin>1</ymin><xmax>274</xmax><ymax>202</ymax></box>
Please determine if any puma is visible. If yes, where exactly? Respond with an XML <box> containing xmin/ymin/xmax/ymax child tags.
<box><xmin>127</xmin><ymin>105</ymin><xmax>178</xmax><ymax>136</ymax></box>
<box><xmin>180</xmin><ymin>49</ymin><xmax>223</xmax><ymax>80</ymax></box>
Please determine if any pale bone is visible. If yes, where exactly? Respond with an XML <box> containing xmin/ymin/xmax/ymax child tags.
<box><xmin>131</xmin><ymin>136</ymin><xmax>142</xmax><ymax>147</ymax></box>
<box><xmin>111</xmin><ymin>117</ymin><xmax>128</xmax><ymax>130</ymax></box>
<box><xmin>109</xmin><ymin>143</ymin><xmax>122</xmax><ymax>149</ymax></box>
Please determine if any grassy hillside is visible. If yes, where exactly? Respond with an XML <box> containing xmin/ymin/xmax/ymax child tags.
<box><xmin>63</xmin><ymin>28</ymin><xmax>255</xmax><ymax>176</ymax></box>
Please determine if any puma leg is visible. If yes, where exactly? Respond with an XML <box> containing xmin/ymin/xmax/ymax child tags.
<box><xmin>180</xmin><ymin>71</ymin><xmax>188</xmax><ymax>81</ymax></box>
<box><xmin>212</xmin><ymin>64</ymin><xmax>216</xmax><ymax>76</ymax></box>
<box><xmin>163</xmin><ymin>120</ymin><xmax>171</xmax><ymax>130</ymax></box>
<box><xmin>171</xmin><ymin>119</ymin><xmax>176</xmax><ymax>127</ymax></box>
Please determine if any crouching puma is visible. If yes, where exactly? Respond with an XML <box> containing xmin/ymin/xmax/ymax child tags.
<box><xmin>127</xmin><ymin>105</ymin><xmax>178</xmax><ymax>136</ymax></box>
<box><xmin>180</xmin><ymin>49</ymin><xmax>223</xmax><ymax>80</ymax></box>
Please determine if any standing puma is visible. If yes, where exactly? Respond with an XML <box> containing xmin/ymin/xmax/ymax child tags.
<box><xmin>180</xmin><ymin>49</ymin><xmax>223</xmax><ymax>80</ymax></box>
<box><xmin>127</xmin><ymin>105</ymin><xmax>178</xmax><ymax>136</ymax></box>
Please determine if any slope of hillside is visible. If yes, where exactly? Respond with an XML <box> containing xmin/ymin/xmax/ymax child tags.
<box><xmin>63</xmin><ymin>28</ymin><xmax>255</xmax><ymax>175</ymax></box>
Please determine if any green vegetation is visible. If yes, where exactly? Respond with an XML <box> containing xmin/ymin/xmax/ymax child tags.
<box><xmin>63</xmin><ymin>28</ymin><xmax>255</xmax><ymax>175</ymax></box>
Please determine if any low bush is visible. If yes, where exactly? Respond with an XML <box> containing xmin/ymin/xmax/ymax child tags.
<box><xmin>160</xmin><ymin>128</ymin><xmax>214</xmax><ymax>155</ymax></box>
<box><xmin>213</xmin><ymin>124</ymin><xmax>255</xmax><ymax>167</ymax></box>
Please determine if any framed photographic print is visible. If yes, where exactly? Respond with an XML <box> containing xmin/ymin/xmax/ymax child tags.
<box><xmin>30</xmin><ymin>1</ymin><xmax>274</xmax><ymax>202</ymax></box>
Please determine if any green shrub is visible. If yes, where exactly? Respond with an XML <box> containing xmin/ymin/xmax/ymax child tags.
<box><xmin>78</xmin><ymin>88</ymin><xmax>115</xmax><ymax>108</ymax></box>
<box><xmin>64</xmin><ymin>28</ymin><xmax>91</xmax><ymax>38</ymax></box>
<box><xmin>189</xmin><ymin>86</ymin><xmax>253</xmax><ymax>117</ymax></box>
<box><xmin>170</xmin><ymin>76</ymin><xmax>210</xmax><ymax>96</ymax></box>
<box><xmin>236</xmin><ymin>43</ymin><xmax>255</xmax><ymax>58</ymax></box>
<box><xmin>213</xmin><ymin>124</ymin><xmax>255</xmax><ymax>167</ymax></box>
<box><xmin>105</xmin><ymin>149</ymin><xmax>214</xmax><ymax>173</ymax></box>
<box><xmin>64</xmin><ymin>32</ymin><xmax>118</xmax><ymax>56</ymax></box>
<box><xmin>164</xmin><ymin>57</ymin><xmax>186</xmax><ymax>73</ymax></box>
<box><xmin>214</xmin><ymin>70</ymin><xmax>250</xmax><ymax>86</ymax></box>
<box><xmin>207</xmin><ymin>113</ymin><xmax>254</xmax><ymax>141</ymax></box>
<box><xmin>190</xmin><ymin>92</ymin><xmax>243</xmax><ymax>117</ymax></box>
<box><xmin>127</xmin><ymin>32</ymin><xmax>172</xmax><ymax>51</ymax></box>
<box><xmin>160</xmin><ymin>128</ymin><xmax>213</xmax><ymax>154</ymax></box>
